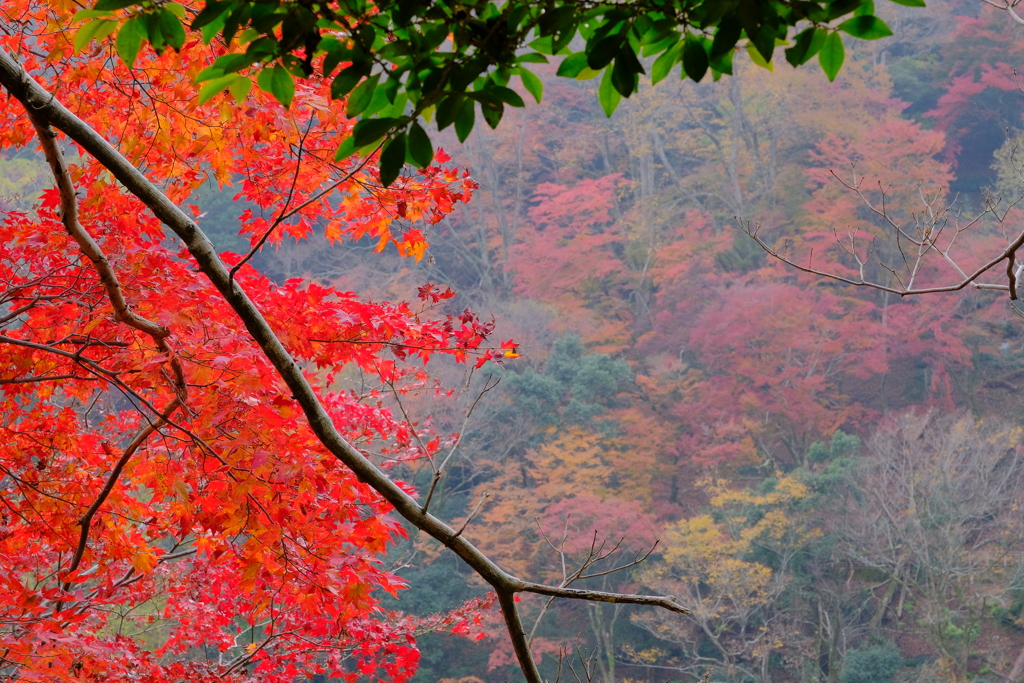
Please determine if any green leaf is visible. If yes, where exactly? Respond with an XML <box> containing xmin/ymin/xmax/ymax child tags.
<box><xmin>352</xmin><ymin>117</ymin><xmax>400</xmax><ymax>147</ymax></box>
<box><xmin>436</xmin><ymin>95</ymin><xmax>464</xmax><ymax>130</ymax></box>
<box><xmin>708</xmin><ymin>48</ymin><xmax>733</xmax><ymax>76</ymax></box>
<box><xmin>198</xmin><ymin>74</ymin><xmax>241</xmax><ymax>104</ymax></box>
<box><xmin>506</xmin><ymin>3</ymin><xmax>530</xmax><ymax>31</ymax></box>
<box><xmin>746</xmin><ymin>43</ymin><xmax>773</xmax><ymax>70</ymax></box>
<box><xmin>195</xmin><ymin>64</ymin><xmax>225</xmax><ymax>83</ymax></box>
<box><xmin>359</xmin><ymin>81</ymin><xmax>395</xmax><ymax>118</ymax></box>
<box><xmin>517</xmin><ymin>53</ymin><xmax>549</xmax><ymax>64</ymax></box>
<box><xmin>346</xmin><ymin>73</ymin><xmax>380</xmax><ymax>117</ymax></box>
<box><xmin>642</xmin><ymin>30</ymin><xmax>681</xmax><ymax>58</ymax></box>
<box><xmin>158</xmin><ymin>9</ymin><xmax>186</xmax><ymax>50</ymax></box>
<box><xmin>164</xmin><ymin>2</ymin><xmax>187</xmax><ymax>19</ymax></box>
<box><xmin>334</xmin><ymin>135</ymin><xmax>357</xmax><ymax>162</ymax></box>
<box><xmin>539</xmin><ymin>5</ymin><xmax>576</xmax><ymax>36</ymax></box>
<box><xmin>258</xmin><ymin>65</ymin><xmax>296</xmax><ymax>108</ymax></box>
<box><xmin>854</xmin><ymin>0</ymin><xmax>876</xmax><ymax>16</ymax></box>
<box><xmin>143</xmin><ymin>11</ymin><xmax>165</xmax><ymax>51</ymax></box>
<box><xmin>556</xmin><ymin>52</ymin><xmax>589</xmax><ymax>78</ymax></box>
<box><xmin>115</xmin><ymin>16</ymin><xmax>146</xmax><ymax>68</ymax></box>
<box><xmin>73</xmin><ymin>9</ymin><xmax>116</xmax><ymax>20</ymax></box>
<box><xmin>597</xmin><ymin>66</ymin><xmax>621</xmax><ymax>118</ymax></box>
<box><xmin>539</xmin><ymin>5</ymin><xmax>578</xmax><ymax>53</ymax></box>
<box><xmin>651</xmin><ymin>41</ymin><xmax>682</xmax><ymax>85</ymax></box>
<box><xmin>681</xmin><ymin>34</ymin><xmax>709</xmax><ymax>82</ymax></box>
<box><xmin>785</xmin><ymin>27</ymin><xmax>826</xmax><ymax>66</ymax></box>
<box><xmin>888</xmin><ymin>0</ymin><xmax>925</xmax><ymax>6</ymax></box>
<box><xmin>93</xmin><ymin>0</ymin><xmax>138</xmax><ymax>10</ymax></box>
<box><xmin>710</xmin><ymin>14</ymin><xmax>741</xmax><ymax>57</ymax></box>
<box><xmin>819</xmin><ymin>31</ymin><xmax>845</xmax><ymax>81</ymax></box>
<box><xmin>587</xmin><ymin>34</ymin><xmax>622</xmax><ymax>70</ymax></box>
<box><xmin>379</xmin><ymin>91</ymin><xmax>408</xmax><ymax>118</ymax></box>
<box><xmin>228</xmin><ymin>75</ymin><xmax>251</xmax><ymax>103</ymax></box>
<box><xmin>486</xmin><ymin>85</ymin><xmax>525</xmax><ymax>108</ymax></box>
<box><xmin>212</xmin><ymin>52</ymin><xmax>254</xmax><ymax>75</ymax></box>
<box><xmin>749</xmin><ymin>26</ymin><xmax>776</xmax><ymax>63</ymax></box>
<box><xmin>837</xmin><ymin>15</ymin><xmax>893</xmax><ymax>39</ymax></box>
<box><xmin>330</xmin><ymin>62</ymin><xmax>371</xmax><ymax>100</ymax></box>
<box><xmin>611</xmin><ymin>56</ymin><xmax>638</xmax><ymax>97</ymax></box>
<box><xmin>322</xmin><ymin>39</ymin><xmax>354</xmax><ymax>78</ymax></box>
<box><xmin>198</xmin><ymin>11</ymin><xmax>228</xmax><ymax>43</ymax></box>
<box><xmin>407</xmin><ymin>122</ymin><xmax>433</xmax><ymax>168</ymax></box>
<box><xmin>190</xmin><ymin>0</ymin><xmax>231</xmax><ymax>29</ymax></box>
<box><xmin>517</xmin><ymin>68</ymin><xmax>543</xmax><ymax>103</ymax></box>
<box><xmin>826</xmin><ymin>0</ymin><xmax>865</xmax><ymax>20</ymax></box>
<box><xmin>73</xmin><ymin>19</ymin><xmax>116</xmax><ymax>52</ymax></box>
<box><xmin>528</xmin><ymin>35</ymin><xmax>556</xmax><ymax>55</ymax></box>
<box><xmin>195</xmin><ymin>74</ymin><xmax>237</xmax><ymax>103</ymax></box>
<box><xmin>481</xmin><ymin>105</ymin><xmax>502</xmax><ymax>129</ymax></box>
<box><xmin>455</xmin><ymin>99</ymin><xmax>476</xmax><ymax>142</ymax></box>
<box><xmin>379</xmin><ymin>133</ymin><xmax>406</xmax><ymax>187</ymax></box>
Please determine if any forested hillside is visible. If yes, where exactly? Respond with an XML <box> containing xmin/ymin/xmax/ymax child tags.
<box><xmin>180</xmin><ymin>3</ymin><xmax>1024</xmax><ymax>681</ymax></box>
<box><xmin>3</xmin><ymin>0</ymin><xmax>1024</xmax><ymax>681</ymax></box>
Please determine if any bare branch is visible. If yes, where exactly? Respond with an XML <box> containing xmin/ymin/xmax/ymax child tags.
<box><xmin>453</xmin><ymin>492</ymin><xmax>490</xmax><ymax>538</ymax></box>
<box><xmin>744</xmin><ymin>180</ymin><xmax>1024</xmax><ymax>299</ymax></box>
<box><xmin>516</xmin><ymin>580</ymin><xmax>689</xmax><ymax>614</ymax></box>
<box><xmin>422</xmin><ymin>374</ymin><xmax>500</xmax><ymax>514</ymax></box>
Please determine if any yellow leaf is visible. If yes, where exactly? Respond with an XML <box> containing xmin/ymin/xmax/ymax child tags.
<box><xmin>131</xmin><ymin>549</ymin><xmax>159</xmax><ymax>574</ymax></box>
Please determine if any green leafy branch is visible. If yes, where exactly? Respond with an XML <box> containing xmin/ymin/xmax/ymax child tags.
<box><xmin>71</xmin><ymin>0</ymin><xmax>921</xmax><ymax>186</ymax></box>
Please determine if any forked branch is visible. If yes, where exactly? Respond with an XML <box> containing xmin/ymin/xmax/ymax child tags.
<box><xmin>24</xmin><ymin>103</ymin><xmax>188</xmax><ymax>400</ymax></box>
<box><xmin>745</xmin><ymin>166</ymin><xmax>1024</xmax><ymax>300</ymax></box>
<box><xmin>62</xmin><ymin>397</ymin><xmax>181</xmax><ymax>593</ymax></box>
<box><xmin>0</xmin><ymin>49</ymin><xmax>687</xmax><ymax>683</ymax></box>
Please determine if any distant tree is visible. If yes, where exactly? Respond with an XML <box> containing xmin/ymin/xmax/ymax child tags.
<box><xmin>842</xmin><ymin>412</ymin><xmax>1024</xmax><ymax>678</ymax></box>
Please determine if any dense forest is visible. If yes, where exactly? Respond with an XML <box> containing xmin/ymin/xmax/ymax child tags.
<box><xmin>3</xmin><ymin>0</ymin><xmax>1024</xmax><ymax>681</ymax></box>
<box><xmin>181</xmin><ymin>3</ymin><xmax>1024</xmax><ymax>681</ymax></box>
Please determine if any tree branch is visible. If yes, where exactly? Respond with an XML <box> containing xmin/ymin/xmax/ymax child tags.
<box><xmin>23</xmin><ymin>99</ymin><xmax>188</xmax><ymax>401</ymax></box>
<box><xmin>60</xmin><ymin>397</ymin><xmax>180</xmax><ymax>605</ymax></box>
<box><xmin>516</xmin><ymin>580</ymin><xmax>688</xmax><ymax>613</ymax></box>
<box><xmin>0</xmin><ymin>48</ymin><xmax>687</xmax><ymax>683</ymax></box>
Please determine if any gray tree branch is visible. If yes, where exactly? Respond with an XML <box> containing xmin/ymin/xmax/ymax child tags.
<box><xmin>0</xmin><ymin>48</ymin><xmax>687</xmax><ymax>683</ymax></box>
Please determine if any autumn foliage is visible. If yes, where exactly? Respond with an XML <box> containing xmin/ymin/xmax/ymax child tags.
<box><xmin>0</xmin><ymin>1</ymin><xmax>506</xmax><ymax>680</ymax></box>
<box><xmin>5</xmin><ymin>1</ymin><xmax>1024</xmax><ymax>682</ymax></box>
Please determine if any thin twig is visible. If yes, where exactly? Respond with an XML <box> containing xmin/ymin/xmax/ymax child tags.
<box><xmin>62</xmin><ymin>397</ymin><xmax>181</xmax><ymax>595</ymax></box>
<box><xmin>453</xmin><ymin>492</ymin><xmax>490</xmax><ymax>538</ymax></box>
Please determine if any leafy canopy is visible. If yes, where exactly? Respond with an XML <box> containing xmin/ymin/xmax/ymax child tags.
<box><xmin>75</xmin><ymin>0</ymin><xmax>918</xmax><ymax>184</ymax></box>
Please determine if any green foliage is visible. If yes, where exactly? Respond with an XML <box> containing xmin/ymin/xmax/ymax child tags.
<box><xmin>840</xmin><ymin>641</ymin><xmax>904</xmax><ymax>683</ymax></box>
<box><xmin>802</xmin><ymin>430</ymin><xmax>861</xmax><ymax>497</ymax></box>
<box><xmin>990</xmin><ymin>590</ymin><xmax>1024</xmax><ymax>631</ymax></box>
<box><xmin>75</xmin><ymin>0</ymin><xmax>913</xmax><ymax>184</ymax></box>
<box><xmin>378</xmin><ymin>557</ymin><xmax>492</xmax><ymax>683</ymax></box>
<box><xmin>806</xmin><ymin>429</ymin><xmax>860</xmax><ymax>463</ymax></box>
<box><xmin>992</xmin><ymin>132</ymin><xmax>1024</xmax><ymax>202</ymax></box>
<box><xmin>714</xmin><ymin>229</ymin><xmax>767</xmax><ymax>273</ymax></box>
<box><xmin>504</xmin><ymin>334</ymin><xmax>632</xmax><ymax>429</ymax></box>
<box><xmin>887</xmin><ymin>53</ymin><xmax>945</xmax><ymax>124</ymax></box>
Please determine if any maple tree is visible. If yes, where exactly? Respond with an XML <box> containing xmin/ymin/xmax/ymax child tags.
<box><xmin>0</xmin><ymin>2</ymin><xmax>688</xmax><ymax>682</ymax></box>
<box><xmin>7</xmin><ymin>0</ymin><xmax>1024</xmax><ymax>678</ymax></box>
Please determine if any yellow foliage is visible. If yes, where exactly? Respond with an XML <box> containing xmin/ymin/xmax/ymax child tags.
<box><xmin>0</xmin><ymin>156</ymin><xmax>48</xmax><ymax>211</ymax></box>
<box><xmin>641</xmin><ymin>472</ymin><xmax>823</xmax><ymax>632</ymax></box>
